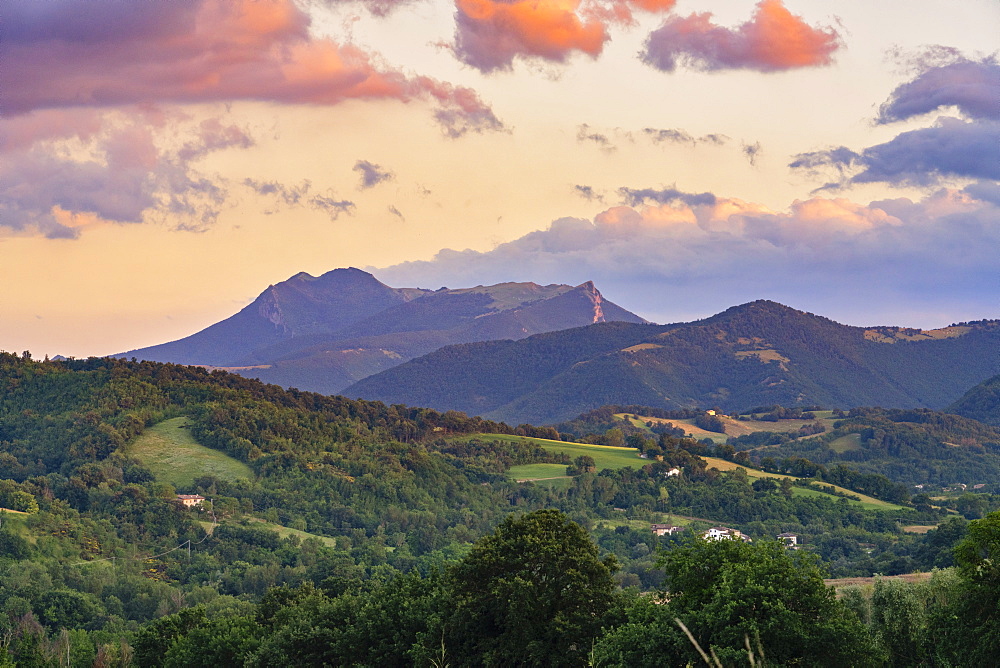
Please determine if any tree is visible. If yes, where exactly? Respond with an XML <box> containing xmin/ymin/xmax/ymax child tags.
<box><xmin>567</xmin><ymin>455</ymin><xmax>597</xmax><ymax>475</ymax></box>
<box><xmin>654</xmin><ymin>537</ymin><xmax>879</xmax><ymax>666</ymax></box>
<box><xmin>933</xmin><ymin>510</ymin><xmax>1000</xmax><ymax>665</ymax></box>
<box><xmin>446</xmin><ymin>509</ymin><xmax>619</xmax><ymax>666</ymax></box>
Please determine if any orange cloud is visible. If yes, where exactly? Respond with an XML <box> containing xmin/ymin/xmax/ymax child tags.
<box><xmin>454</xmin><ymin>0</ymin><xmax>609</xmax><ymax>72</ymax></box>
<box><xmin>583</xmin><ymin>0</ymin><xmax>677</xmax><ymax>28</ymax></box>
<box><xmin>742</xmin><ymin>0</ymin><xmax>841</xmax><ymax>69</ymax></box>
<box><xmin>642</xmin><ymin>0</ymin><xmax>841</xmax><ymax>72</ymax></box>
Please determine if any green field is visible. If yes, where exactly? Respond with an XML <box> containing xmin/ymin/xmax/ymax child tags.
<box><xmin>200</xmin><ymin>518</ymin><xmax>343</xmax><ymax>548</ymax></box>
<box><xmin>829</xmin><ymin>433</ymin><xmax>862</xmax><ymax>453</ymax></box>
<box><xmin>508</xmin><ymin>463</ymin><xmax>569</xmax><ymax>480</ymax></box>
<box><xmin>459</xmin><ymin>434</ymin><xmax>644</xmax><ymax>473</ymax></box>
<box><xmin>247</xmin><ymin>519</ymin><xmax>341</xmax><ymax>548</ymax></box>
<box><xmin>130</xmin><ymin>417</ymin><xmax>253</xmax><ymax>489</ymax></box>
<box><xmin>701</xmin><ymin>456</ymin><xmax>904</xmax><ymax>510</ymax></box>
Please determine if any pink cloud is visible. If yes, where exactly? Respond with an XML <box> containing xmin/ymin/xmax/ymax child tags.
<box><xmin>1</xmin><ymin>0</ymin><xmax>501</xmax><ymax>134</ymax></box>
<box><xmin>642</xmin><ymin>0</ymin><xmax>841</xmax><ymax>73</ymax></box>
<box><xmin>0</xmin><ymin>111</ymin><xmax>251</xmax><ymax>238</ymax></box>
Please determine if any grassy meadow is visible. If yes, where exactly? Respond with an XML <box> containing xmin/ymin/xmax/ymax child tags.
<box><xmin>130</xmin><ymin>417</ymin><xmax>253</xmax><ymax>489</ymax></box>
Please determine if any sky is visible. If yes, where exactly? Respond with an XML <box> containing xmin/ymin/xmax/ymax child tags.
<box><xmin>1</xmin><ymin>0</ymin><xmax>998</xmax><ymax>359</ymax></box>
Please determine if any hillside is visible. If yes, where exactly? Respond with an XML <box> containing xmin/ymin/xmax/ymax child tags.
<box><xmin>119</xmin><ymin>269</ymin><xmax>645</xmax><ymax>395</ymax></box>
<box><xmin>744</xmin><ymin>407</ymin><xmax>1000</xmax><ymax>489</ymax></box>
<box><xmin>947</xmin><ymin>373</ymin><xmax>1000</xmax><ymax>426</ymax></box>
<box><xmin>347</xmin><ymin>300</ymin><xmax>1000</xmax><ymax>424</ymax></box>
<box><xmin>0</xmin><ymin>352</ymin><xmax>993</xmax><ymax>664</ymax></box>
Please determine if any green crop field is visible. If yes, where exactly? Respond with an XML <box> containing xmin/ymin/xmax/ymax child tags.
<box><xmin>130</xmin><ymin>417</ymin><xmax>253</xmax><ymax>489</ymax></box>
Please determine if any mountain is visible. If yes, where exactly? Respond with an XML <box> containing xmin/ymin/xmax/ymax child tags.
<box><xmin>345</xmin><ymin>300</ymin><xmax>1000</xmax><ymax>424</ymax></box>
<box><xmin>948</xmin><ymin>374</ymin><xmax>1000</xmax><ymax>426</ymax></box>
<box><xmin>119</xmin><ymin>267</ymin><xmax>425</xmax><ymax>366</ymax></box>
<box><xmin>119</xmin><ymin>269</ymin><xmax>646</xmax><ymax>394</ymax></box>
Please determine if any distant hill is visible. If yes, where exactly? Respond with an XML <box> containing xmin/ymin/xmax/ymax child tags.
<box><xmin>119</xmin><ymin>268</ymin><xmax>646</xmax><ymax>394</ymax></box>
<box><xmin>346</xmin><ymin>300</ymin><xmax>1000</xmax><ymax>424</ymax></box>
<box><xmin>948</xmin><ymin>374</ymin><xmax>1000</xmax><ymax>426</ymax></box>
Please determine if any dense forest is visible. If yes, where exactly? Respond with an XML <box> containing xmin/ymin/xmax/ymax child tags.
<box><xmin>0</xmin><ymin>353</ymin><xmax>995</xmax><ymax>664</ymax></box>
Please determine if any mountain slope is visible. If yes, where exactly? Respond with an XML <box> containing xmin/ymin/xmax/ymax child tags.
<box><xmin>120</xmin><ymin>270</ymin><xmax>646</xmax><ymax>394</ymax></box>
<box><xmin>948</xmin><ymin>374</ymin><xmax>1000</xmax><ymax>426</ymax></box>
<box><xmin>346</xmin><ymin>300</ymin><xmax>1000</xmax><ymax>424</ymax></box>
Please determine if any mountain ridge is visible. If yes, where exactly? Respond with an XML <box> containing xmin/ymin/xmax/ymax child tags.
<box><xmin>346</xmin><ymin>300</ymin><xmax>1000</xmax><ymax>424</ymax></box>
<box><xmin>118</xmin><ymin>268</ymin><xmax>646</xmax><ymax>394</ymax></box>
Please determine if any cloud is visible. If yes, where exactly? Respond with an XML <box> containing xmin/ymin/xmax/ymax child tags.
<box><xmin>320</xmin><ymin>0</ymin><xmax>417</xmax><ymax>18</ymax></box>
<box><xmin>310</xmin><ymin>195</ymin><xmax>356</xmax><ymax>221</ymax></box>
<box><xmin>243</xmin><ymin>179</ymin><xmax>311</xmax><ymax>206</ymax></box>
<box><xmin>642</xmin><ymin>128</ymin><xmax>695</xmax><ymax>145</ymax></box>
<box><xmin>1</xmin><ymin>0</ymin><xmax>503</xmax><ymax>136</ymax></box>
<box><xmin>577</xmin><ymin>124</ymin><xmax>615</xmax><ymax>150</ymax></box>
<box><xmin>574</xmin><ymin>185</ymin><xmax>604</xmax><ymax>202</ymax></box>
<box><xmin>742</xmin><ymin>141</ymin><xmax>762</xmax><ymax>166</ymax></box>
<box><xmin>617</xmin><ymin>187</ymin><xmax>716</xmax><ymax>207</ymax></box>
<box><xmin>0</xmin><ymin>110</ymin><xmax>251</xmax><ymax>238</ymax></box>
<box><xmin>792</xmin><ymin>118</ymin><xmax>1000</xmax><ymax>187</ymax></box>
<box><xmin>243</xmin><ymin>178</ymin><xmax>355</xmax><ymax>220</ymax></box>
<box><xmin>453</xmin><ymin>0</ymin><xmax>609</xmax><ymax>73</ymax></box>
<box><xmin>642</xmin><ymin>0</ymin><xmax>840</xmax><ymax>73</ymax></box>
<box><xmin>878</xmin><ymin>54</ymin><xmax>1000</xmax><ymax>123</ymax></box>
<box><xmin>792</xmin><ymin>52</ymin><xmax>1000</xmax><ymax>190</ymax></box>
<box><xmin>451</xmin><ymin>0</ymin><xmax>676</xmax><ymax>73</ymax></box>
<box><xmin>376</xmin><ymin>188</ymin><xmax>1000</xmax><ymax>327</ymax></box>
<box><xmin>353</xmin><ymin>160</ymin><xmax>394</xmax><ymax>189</ymax></box>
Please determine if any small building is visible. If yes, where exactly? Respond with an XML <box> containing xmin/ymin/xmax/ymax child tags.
<box><xmin>777</xmin><ymin>532</ymin><xmax>798</xmax><ymax>546</ymax></box>
<box><xmin>973</xmin><ymin>483</ymin><xmax>986</xmax><ymax>490</ymax></box>
<box><xmin>665</xmin><ymin>467</ymin><xmax>681</xmax><ymax>477</ymax></box>
<box><xmin>703</xmin><ymin>527</ymin><xmax>751</xmax><ymax>542</ymax></box>
<box><xmin>651</xmin><ymin>524</ymin><xmax>683</xmax><ymax>537</ymax></box>
<box><xmin>176</xmin><ymin>494</ymin><xmax>205</xmax><ymax>508</ymax></box>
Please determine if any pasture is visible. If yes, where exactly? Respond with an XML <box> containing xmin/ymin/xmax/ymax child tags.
<box><xmin>130</xmin><ymin>417</ymin><xmax>254</xmax><ymax>489</ymax></box>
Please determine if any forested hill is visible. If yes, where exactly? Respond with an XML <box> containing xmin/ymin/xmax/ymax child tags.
<box><xmin>0</xmin><ymin>352</ymin><xmax>997</xmax><ymax>665</ymax></box>
<box><xmin>948</xmin><ymin>373</ymin><xmax>1000</xmax><ymax>426</ymax></box>
<box><xmin>346</xmin><ymin>300</ymin><xmax>1000</xmax><ymax>424</ymax></box>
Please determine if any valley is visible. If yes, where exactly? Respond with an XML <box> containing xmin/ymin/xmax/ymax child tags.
<box><xmin>0</xmin><ymin>299</ymin><xmax>998</xmax><ymax>665</ymax></box>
